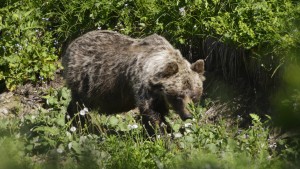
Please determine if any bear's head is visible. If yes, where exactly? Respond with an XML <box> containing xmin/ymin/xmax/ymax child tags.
<box><xmin>150</xmin><ymin>58</ymin><xmax>205</xmax><ymax>120</ymax></box>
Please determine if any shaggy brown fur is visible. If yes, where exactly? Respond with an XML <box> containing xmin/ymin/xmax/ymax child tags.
<box><xmin>63</xmin><ymin>30</ymin><xmax>205</xmax><ymax>135</ymax></box>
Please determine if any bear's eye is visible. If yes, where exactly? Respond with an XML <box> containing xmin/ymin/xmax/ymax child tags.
<box><xmin>191</xmin><ymin>95</ymin><xmax>199</xmax><ymax>102</ymax></box>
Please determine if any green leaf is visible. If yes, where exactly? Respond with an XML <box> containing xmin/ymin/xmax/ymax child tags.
<box><xmin>206</xmin><ymin>143</ymin><xmax>218</xmax><ymax>153</ymax></box>
<box><xmin>24</xmin><ymin>9</ymin><xmax>34</xmax><ymax>17</ymax></box>
<box><xmin>71</xmin><ymin>141</ymin><xmax>82</xmax><ymax>154</ymax></box>
<box><xmin>33</xmin><ymin>126</ymin><xmax>60</xmax><ymax>135</ymax></box>
<box><xmin>118</xmin><ymin>122</ymin><xmax>128</xmax><ymax>131</ymax></box>
<box><xmin>25</xmin><ymin>144</ymin><xmax>33</xmax><ymax>151</ymax></box>
<box><xmin>185</xmin><ymin>135</ymin><xmax>194</xmax><ymax>143</ymax></box>
<box><xmin>249</xmin><ymin>113</ymin><xmax>260</xmax><ymax>122</ymax></box>
<box><xmin>172</xmin><ymin>123</ymin><xmax>181</xmax><ymax>132</ymax></box>
<box><xmin>47</xmin><ymin>96</ymin><xmax>57</xmax><ymax>106</ymax></box>
<box><xmin>108</xmin><ymin>116</ymin><xmax>119</xmax><ymax>127</ymax></box>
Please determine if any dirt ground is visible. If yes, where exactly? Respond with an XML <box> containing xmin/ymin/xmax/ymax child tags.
<box><xmin>0</xmin><ymin>72</ymin><xmax>65</xmax><ymax>119</ymax></box>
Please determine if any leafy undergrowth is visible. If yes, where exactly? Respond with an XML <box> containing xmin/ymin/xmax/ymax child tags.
<box><xmin>0</xmin><ymin>87</ymin><xmax>299</xmax><ymax>169</ymax></box>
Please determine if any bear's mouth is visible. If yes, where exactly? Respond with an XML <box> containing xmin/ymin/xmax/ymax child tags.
<box><xmin>178</xmin><ymin>109</ymin><xmax>193</xmax><ymax>120</ymax></box>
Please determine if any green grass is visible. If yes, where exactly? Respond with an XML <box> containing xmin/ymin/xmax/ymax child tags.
<box><xmin>0</xmin><ymin>87</ymin><xmax>299</xmax><ymax>169</ymax></box>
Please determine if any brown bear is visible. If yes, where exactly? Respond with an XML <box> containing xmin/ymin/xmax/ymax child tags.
<box><xmin>62</xmin><ymin>30</ymin><xmax>205</xmax><ymax>135</ymax></box>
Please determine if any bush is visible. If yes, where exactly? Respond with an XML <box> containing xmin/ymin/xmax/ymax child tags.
<box><xmin>1</xmin><ymin>0</ymin><xmax>299</xmax><ymax>90</ymax></box>
<box><xmin>0</xmin><ymin>1</ymin><xmax>60</xmax><ymax>90</ymax></box>
<box><xmin>39</xmin><ymin>0</ymin><xmax>299</xmax><ymax>51</ymax></box>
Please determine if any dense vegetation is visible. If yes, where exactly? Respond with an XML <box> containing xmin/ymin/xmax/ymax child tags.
<box><xmin>1</xmin><ymin>0</ymin><xmax>300</xmax><ymax>168</ymax></box>
<box><xmin>1</xmin><ymin>87</ymin><xmax>299</xmax><ymax>169</ymax></box>
<box><xmin>1</xmin><ymin>0</ymin><xmax>299</xmax><ymax>89</ymax></box>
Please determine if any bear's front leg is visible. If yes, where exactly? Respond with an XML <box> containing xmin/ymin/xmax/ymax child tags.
<box><xmin>138</xmin><ymin>100</ymin><xmax>171</xmax><ymax>136</ymax></box>
<box><xmin>66</xmin><ymin>99</ymin><xmax>88</xmax><ymax>130</ymax></box>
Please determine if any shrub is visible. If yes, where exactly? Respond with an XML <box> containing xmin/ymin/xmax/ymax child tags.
<box><xmin>1</xmin><ymin>0</ymin><xmax>299</xmax><ymax>90</ymax></box>
<box><xmin>0</xmin><ymin>1</ymin><xmax>60</xmax><ymax>90</ymax></box>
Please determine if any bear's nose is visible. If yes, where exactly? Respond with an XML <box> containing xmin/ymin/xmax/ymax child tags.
<box><xmin>183</xmin><ymin>114</ymin><xmax>193</xmax><ymax>120</ymax></box>
<box><xmin>180</xmin><ymin>112</ymin><xmax>193</xmax><ymax>121</ymax></box>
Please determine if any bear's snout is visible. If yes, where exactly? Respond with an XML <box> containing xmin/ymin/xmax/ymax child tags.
<box><xmin>168</xmin><ymin>95</ymin><xmax>194</xmax><ymax>120</ymax></box>
<box><xmin>179</xmin><ymin>110</ymin><xmax>193</xmax><ymax>120</ymax></box>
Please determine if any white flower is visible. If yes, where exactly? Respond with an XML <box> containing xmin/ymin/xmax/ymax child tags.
<box><xmin>70</xmin><ymin>126</ymin><xmax>76</xmax><ymax>132</ymax></box>
<box><xmin>79</xmin><ymin>110</ymin><xmax>85</xmax><ymax>116</ymax></box>
<box><xmin>56</xmin><ymin>148</ymin><xmax>64</xmax><ymax>153</ymax></box>
<box><xmin>68</xmin><ymin>142</ymin><xmax>72</xmax><ymax>149</ymax></box>
<box><xmin>179</xmin><ymin>7</ymin><xmax>186</xmax><ymax>16</ymax></box>
<box><xmin>269</xmin><ymin>143</ymin><xmax>277</xmax><ymax>149</ymax></box>
<box><xmin>79</xmin><ymin>107</ymin><xmax>89</xmax><ymax>116</ymax></box>
<box><xmin>66</xmin><ymin>115</ymin><xmax>71</xmax><ymax>120</ymax></box>
<box><xmin>128</xmin><ymin>124</ymin><xmax>138</xmax><ymax>130</ymax></box>
<box><xmin>173</xmin><ymin>132</ymin><xmax>183</xmax><ymax>138</ymax></box>
<box><xmin>131</xmin><ymin>124</ymin><xmax>138</xmax><ymax>129</ymax></box>
<box><xmin>185</xmin><ymin>129</ymin><xmax>192</xmax><ymax>134</ymax></box>
<box><xmin>184</xmin><ymin>123</ymin><xmax>192</xmax><ymax>128</ymax></box>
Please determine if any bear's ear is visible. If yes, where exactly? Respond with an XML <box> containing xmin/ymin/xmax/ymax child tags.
<box><xmin>191</xmin><ymin>59</ymin><xmax>204</xmax><ymax>75</ymax></box>
<box><xmin>158</xmin><ymin>61</ymin><xmax>179</xmax><ymax>78</ymax></box>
